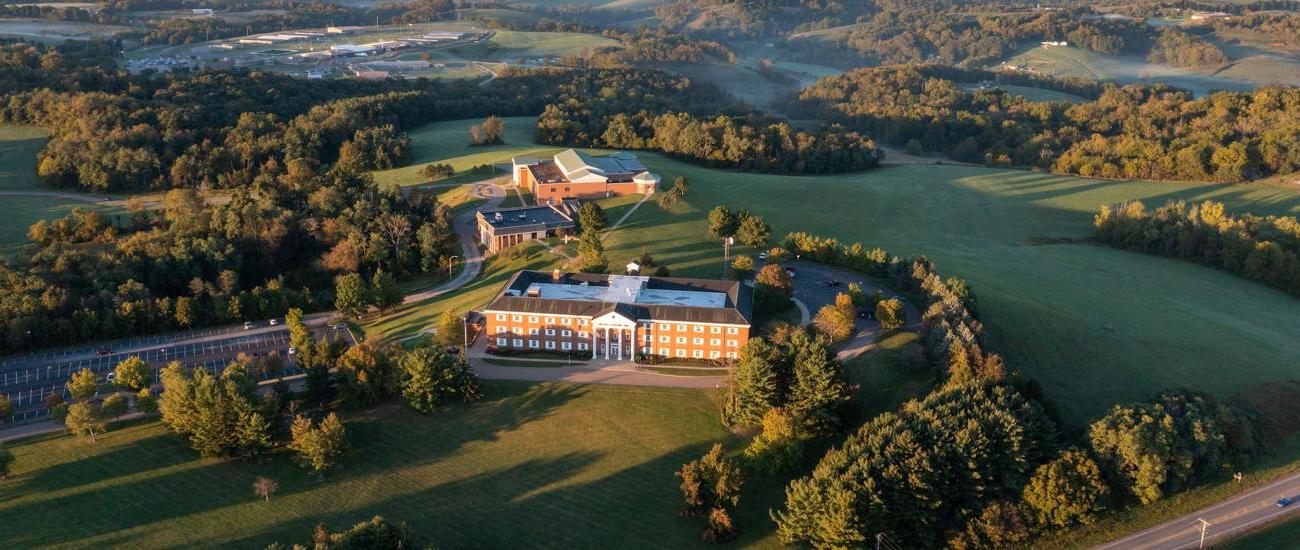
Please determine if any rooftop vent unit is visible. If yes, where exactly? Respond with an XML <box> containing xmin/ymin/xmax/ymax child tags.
<box><xmin>552</xmin><ymin>269</ymin><xmax>561</xmax><ymax>282</ymax></box>
<box><xmin>526</xmin><ymin>287</ymin><xmax>541</xmax><ymax>297</ymax></box>
<box><xmin>518</xmin><ymin>213</ymin><xmax>527</xmax><ymax>220</ymax></box>
<box><xmin>494</xmin><ymin>212</ymin><xmax>503</xmax><ymax>222</ymax></box>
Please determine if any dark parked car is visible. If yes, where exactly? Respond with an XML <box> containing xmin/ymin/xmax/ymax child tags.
<box><xmin>95</xmin><ymin>347</ymin><xmax>112</xmax><ymax>356</ymax></box>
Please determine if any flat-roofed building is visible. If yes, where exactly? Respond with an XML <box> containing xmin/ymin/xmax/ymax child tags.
<box><xmin>512</xmin><ymin>149</ymin><xmax>660</xmax><ymax>202</ymax></box>
<box><xmin>476</xmin><ymin>202</ymin><xmax>578</xmax><ymax>254</ymax></box>
<box><xmin>483</xmin><ymin>270</ymin><xmax>753</xmax><ymax>362</ymax></box>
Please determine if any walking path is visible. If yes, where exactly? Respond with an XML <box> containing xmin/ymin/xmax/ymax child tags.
<box><xmin>402</xmin><ymin>179</ymin><xmax>505</xmax><ymax>304</ymax></box>
<box><xmin>602</xmin><ymin>193</ymin><xmax>651</xmax><ymax>238</ymax></box>
<box><xmin>0</xmin><ymin>190</ymin><xmax>110</xmax><ymax>203</ymax></box>
<box><xmin>467</xmin><ymin>338</ymin><xmax>725</xmax><ymax>388</ymax></box>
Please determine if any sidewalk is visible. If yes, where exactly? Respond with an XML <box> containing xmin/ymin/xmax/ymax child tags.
<box><xmin>468</xmin><ymin>340</ymin><xmax>727</xmax><ymax>389</ymax></box>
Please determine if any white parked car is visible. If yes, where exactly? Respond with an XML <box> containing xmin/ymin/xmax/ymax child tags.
<box><xmin>243</xmin><ymin>321</ymin><xmax>254</xmax><ymax>330</ymax></box>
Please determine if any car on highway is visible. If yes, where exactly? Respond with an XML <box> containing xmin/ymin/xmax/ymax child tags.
<box><xmin>95</xmin><ymin>347</ymin><xmax>112</xmax><ymax>356</ymax></box>
<box><xmin>268</xmin><ymin>318</ymin><xmax>278</xmax><ymax>326</ymax></box>
<box><xmin>244</xmin><ymin>321</ymin><xmax>254</xmax><ymax>330</ymax></box>
<box><xmin>1278</xmin><ymin>496</ymin><xmax>1295</xmax><ymax>507</ymax></box>
<box><xmin>106</xmin><ymin>372</ymin><xmax>116</xmax><ymax>383</ymax></box>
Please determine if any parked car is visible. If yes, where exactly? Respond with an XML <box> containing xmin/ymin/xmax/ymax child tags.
<box><xmin>331</xmin><ymin>322</ymin><xmax>347</xmax><ymax>330</ymax></box>
<box><xmin>287</xmin><ymin>346</ymin><xmax>297</xmax><ymax>356</ymax></box>
<box><xmin>243</xmin><ymin>321</ymin><xmax>254</xmax><ymax>330</ymax></box>
<box><xmin>1279</xmin><ymin>496</ymin><xmax>1295</xmax><ymax>507</ymax></box>
<box><xmin>786</xmin><ymin>267</ymin><xmax>797</xmax><ymax>278</ymax></box>
<box><xmin>827</xmin><ymin>279</ymin><xmax>841</xmax><ymax>288</ymax></box>
<box><xmin>758</xmin><ymin>252</ymin><xmax>767</xmax><ymax>262</ymax></box>
<box><xmin>95</xmin><ymin>347</ymin><xmax>112</xmax><ymax>356</ymax></box>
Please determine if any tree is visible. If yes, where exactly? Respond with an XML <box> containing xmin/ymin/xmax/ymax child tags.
<box><xmin>300</xmin><ymin>516</ymin><xmax>416</xmax><ymax>548</ymax></box>
<box><xmin>578</xmin><ymin>202</ymin><xmax>607</xmax><ymax>233</ymax></box>
<box><xmin>336</xmin><ymin>342</ymin><xmax>400</xmax><ymax>406</ymax></box>
<box><xmin>576</xmin><ymin>229</ymin><xmax>608</xmax><ymax>273</ymax></box>
<box><xmin>370</xmin><ymin>269</ymin><xmax>402</xmax><ymax>311</ymax></box>
<box><xmin>735</xmin><ymin>212</ymin><xmax>771</xmax><ymax>247</ymax></box>
<box><xmin>65</xmin><ymin>402</ymin><xmax>106</xmax><ymax>441</ymax></box>
<box><xmin>114</xmin><ymin>356</ymin><xmax>151</xmax><ymax>391</ymax></box>
<box><xmin>399</xmin><ymin>345</ymin><xmax>482</xmax><ymax>413</ymax></box>
<box><xmin>158</xmin><ymin>362</ymin><xmax>269</xmax><ymax>458</ymax></box>
<box><xmin>0</xmin><ymin>445</ymin><xmax>12</xmax><ymax>479</ymax></box>
<box><xmin>101</xmin><ymin>393</ymin><xmax>128</xmax><ymax>420</ymax></box>
<box><xmin>237</xmin><ymin>410</ymin><xmax>273</xmax><ymax>458</ymax></box>
<box><xmin>136</xmin><ymin>388</ymin><xmax>158</xmax><ymax>415</ymax></box>
<box><xmin>744</xmin><ymin>408</ymin><xmax>803</xmax><ymax>475</ymax></box>
<box><xmin>1022</xmin><ymin>449</ymin><xmax>1109</xmax><ymax>527</ymax></box>
<box><xmin>754</xmin><ymin>264</ymin><xmax>793</xmax><ymax>316</ymax></box>
<box><xmin>731</xmin><ymin>256</ymin><xmax>755</xmax><ymax>280</ymax></box>
<box><xmin>0</xmin><ymin>395</ymin><xmax>11</xmax><ymax>421</ymax></box>
<box><xmin>786</xmin><ymin>332</ymin><xmax>849</xmax><ymax>434</ymax></box>
<box><xmin>470</xmin><ymin>115</ymin><xmax>505</xmax><ymax>146</ymax></box>
<box><xmin>334</xmin><ymin>273</ymin><xmax>367</xmax><ymax>318</ymax></box>
<box><xmin>657</xmin><ymin>176</ymin><xmax>689</xmax><ymax>208</ymax></box>
<box><xmin>286</xmin><ymin>307</ymin><xmax>315</xmax><ymax>366</ymax></box>
<box><xmin>288</xmin><ymin>413</ymin><xmax>347</xmax><ymax>473</ymax></box>
<box><xmin>722</xmin><ymin>338</ymin><xmax>781</xmax><ymax>427</ymax></box>
<box><xmin>435</xmin><ymin>310</ymin><xmax>463</xmax><ymax>349</ymax></box>
<box><xmin>678</xmin><ymin>443</ymin><xmax>744</xmax><ymax>541</ymax></box>
<box><xmin>707</xmin><ymin>206</ymin><xmax>738</xmax><ymax>240</ymax></box>
<box><xmin>812</xmin><ymin>304</ymin><xmax>854</xmax><ymax>342</ymax></box>
<box><xmin>875</xmin><ymin>298</ymin><xmax>905</xmax><ymax>329</ymax></box>
<box><xmin>66</xmin><ymin>368</ymin><xmax>99</xmax><ymax>401</ymax></box>
<box><xmin>253</xmin><ymin>476</ymin><xmax>279</xmax><ymax>501</ymax></box>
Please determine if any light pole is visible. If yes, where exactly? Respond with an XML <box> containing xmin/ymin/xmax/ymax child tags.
<box><xmin>448</xmin><ymin>255</ymin><xmax>459</xmax><ymax>279</ymax></box>
<box><xmin>1196</xmin><ymin>518</ymin><xmax>1210</xmax><ymax>549</ymax></box>
<box><xmin>722</xmin><ymin>236</ymin><xmax>733</xmax><ymax>279</ymax></box>
<box><xmin>460</xmin><ymin>314</ymin><xmax>468</xmax><ymax>361</ymax></box>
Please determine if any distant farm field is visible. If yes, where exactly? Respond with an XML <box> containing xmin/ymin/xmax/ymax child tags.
<box><xmin>0</xmin><ymin>382</ymin><xmax>790</xmax><ymax>548</ymax></box>
<box><xmin>451</xmin><ymin>30</ymin><xmax>618</xmax><ymax>63</ymax></box>
<box><xmin>380</xmin><ymin>116</ymin><xmax>1300</xmax><ymax>427</ymax></box>
<box><xmin>0</xmin><ymin>18</ymin><xmax>130</xmax><ymax>42</ymax></box>
<box><xmin>996</xmin><ymin>44</ymin><xmax>1300</xmax><ymax>95</ymax></box>
<box><xmin>996</xmin><ymin>84</ymin><xmax>1089</xmax><ymax>103</ymax></box>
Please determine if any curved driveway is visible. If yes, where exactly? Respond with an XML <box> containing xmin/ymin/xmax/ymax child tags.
<box><xmin>403</xmin><ymin>180</ymin><xmax>505</xmax><ymax>304</ymax></box>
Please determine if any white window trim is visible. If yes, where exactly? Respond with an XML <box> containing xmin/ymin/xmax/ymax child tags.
<box><xmin>512</xmin><ymin>338</ymin><xmax>523</xmax><ymax>347</ymax></box>
<box><xmin>529</xmin><ymin>340</ymin><xmax>539</xmax><ymax>348</ymax></box>
<box><xmin>545</xmin><ymin>341</ymin><xmax>556</xmax><ymax>349</ymax></box>
<box><xmin>496</xmin><ymin>338</ymin><xmax>507</xmax><ymax>346</ymax></box>
<box><xmin>578</xmin><ymin>343</ymin><xmax>589</xmax><ymax>351</ymax></box>
<box><xmin>562</xmin><ymin>342</ymin><xmax>572</xmax><ymax>350</ymax></box>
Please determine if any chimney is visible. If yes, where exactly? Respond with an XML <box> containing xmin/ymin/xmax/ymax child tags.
<box><xmin>552</xmin><ymin>269</ymin><xmax>561</xmax><ymax>282</ymax></box>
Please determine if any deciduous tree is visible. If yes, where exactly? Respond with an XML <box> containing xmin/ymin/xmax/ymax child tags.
<box><xmin>66</xmin><ymin>368</ymin><xmax>98</xmax><ymax>401</ymax></box>
<box><xmin>253</xmin><ymin>476</ymin><xmax>279</xmax><ymax>501</ymax></box>
<box><xmin>113</xmin><ymin>356</ymin><xmax>151</xmax><ymax>391</ymax></box>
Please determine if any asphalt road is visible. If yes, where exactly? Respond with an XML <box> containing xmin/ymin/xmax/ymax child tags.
<box><xmin>402</xmin><ymin>179</ymin><xmax>505</xmax><ymax>304</ymax></box>
<box><xmin>1096</xmin><ymin>474</ymin><xmax>1300</xmax><ymax>549</ymax></box>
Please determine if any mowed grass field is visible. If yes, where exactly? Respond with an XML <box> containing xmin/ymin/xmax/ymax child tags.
<box><xmin>0</xmin><ymin>125</ymin><xmax>125</xmax><ymax>255</ymax></box>
<box><xmin>0</xmin><ymin>381</ymin><xmax>792</xmax><ymax>548</ymax></box>
<box><xmin>998</xmin><ymin>45</ymin><xmax>1259</xmax><ymax>96</ymax></box>
<box><xmin>373</xmin><ymin>116</ymin><xmax>1300</xmax><ymax>426</ymax></box>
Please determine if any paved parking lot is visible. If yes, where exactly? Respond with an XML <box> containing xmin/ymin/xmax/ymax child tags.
<box><xmin>1</xmin><ymin>319</ymin><xmax>354</xmax><ymax>423</ymax></box>
<box><xmin>783</xmin><ymin>260</ymin><xmax>921</xmax><ymax>360</ymax></box>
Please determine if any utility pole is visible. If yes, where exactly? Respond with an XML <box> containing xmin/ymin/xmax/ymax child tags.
<box><xmin>460</xmin><ymin>314</ymin><xmax>468</xmax><ymax>361</ymax></box>
<box><xmin>1196</xmin><ymin>518</ymin><xmax>1210</xmax><ymax>549</ymax></box>
<box><xmin>874</xmin><ymin>533</ymin><xmax>884</xmax><ymax>550</ymax></box>
<box><xmin>722</xmin><ymin>236</ymin><xmax>733</xmax><ymax>279</ymax></box>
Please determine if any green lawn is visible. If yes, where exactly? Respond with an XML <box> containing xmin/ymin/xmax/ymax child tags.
<box><xmin>996</xmin><ymin>84</ymin><xmax>1088</xmax><ymax>103</ymax></box>
<box><xmin>842</xmin><ymin>331</ymin><xmax>933</xmax><ymax>423</ymax></box>
<box><xmin>447</xmin><ymin>30</ymin><xmax>618</xmax><ymax>64</ymax></box>
<box><xmin>0</xmin><ymin>197</ymin><xmax>123</xmax><ymax>256</ymax></box>
<box><xmin>372</xmin><ymin>116</ymin><xmax>539</xmax><ymax>189</ymax></box>
<box><xmin>378</xmin><ymin>116</ymin><xmax>1300</xmax><ymax>429</ymax></box>
<box><xmin>1216</xmin><ymin>517</ymin><xmax>1300</xmax><ymax>548</ymax></box>
<box><xmin>0</xmin><ymin>125</ymin><xmax>49</xmax><ymax>190</ymax></box>
<box><xmin>0</xmin><ymin>381</ymin><xmax>789</xmax><ymax>548</ymax></box>
<box><xmin>995</xmin><ymin>45</ymin><xmax>1261</xmax><ymax>96</ymax></box>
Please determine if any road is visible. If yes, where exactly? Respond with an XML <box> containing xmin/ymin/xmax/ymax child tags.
<box><xmin>402</xmin><ymin>179</ymin><xmax>505</xmax><ymax>304</ymax></box>
<box><xmin>0</xmin><ymin>190</ymin><xmax>110</xmax><ymax>203</ymax></box>
<box><xmin>1096</xmin><ymin>474</ymin><xmax>1300</xmax><ymax>549</ymax></box>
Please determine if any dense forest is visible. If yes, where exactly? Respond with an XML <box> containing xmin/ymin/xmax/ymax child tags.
<box><xmin>0</xmin><ymin>44</ymin><xmax>760</xmax><ymax>353</ymax></box>
<box><xmin>1094</xmin><ymin>200</ymin><xmax>1300</xmax><ymax>296</ymax></box>
<box><xmin>793</xmin><ymin>64</ymin><xmax>1300</xmax><ymax>182</ymax></box>
<box><xmin>564</xmin><ymin>28</ymin><xmax>737</xmax><ymax>68</ymax></box>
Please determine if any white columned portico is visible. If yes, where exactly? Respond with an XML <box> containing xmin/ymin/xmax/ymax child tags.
<box><xmin>591</xmin><ymin>310</ymin><xmax>637</xmax><ymax>362</ymax></box>
<box><xmin>590</xmin><ymin>326</ymin><xmax>597</xmax><ymax>359</ymax></box>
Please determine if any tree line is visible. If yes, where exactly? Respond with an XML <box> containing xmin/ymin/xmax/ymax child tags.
<box><xmin>1094</xmin><ymin>200</ymin><xmax>1300</xmax><ymax>297</ymax></box>
<box><xmin>563</xmin><ymin>27</ymin><xmax>736</xmax><ymax>68</ymax></box>
<box><xmin>767</xmin><ymin>230</ymin><xmax>1267</xmax><ymax>547</ymax></box>
<box><xmin>792</xmin><ymin>64</ymin><xmax>1300</xmax><ymax>182</ymax></box>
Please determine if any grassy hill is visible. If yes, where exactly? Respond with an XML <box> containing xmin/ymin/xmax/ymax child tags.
<box><xmin>0</xmin><ymin>382</ymin><xmax>790</xmax><ymax>548</ymax></box>
<box><xmin>374</xmin><ymin>116</ymin><xmax>1300</xmax><ymax>428</ymax></box>
<box><xmin>0</xmin><ymin>125</ymin><xmax>49</xmax><ymax>191</ymax></box>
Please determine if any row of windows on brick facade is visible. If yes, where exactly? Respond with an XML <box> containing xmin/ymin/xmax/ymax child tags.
<box><xmin>492</xmin><ymin>313</ymin><xmax>742</xmax><ymax>335</ymax></box>
<box><xmin>494</xmin><ymin>326</ymin><xmax>740</xmax><ymax>347</ymax></box>
<box><xmin>493</xmin><ymin>337</ymin><xmax>739</xmax><ymax>359</ymax></box>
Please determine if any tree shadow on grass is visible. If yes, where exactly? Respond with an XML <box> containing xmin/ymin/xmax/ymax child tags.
<box><xmin>0</xmin><ymin>382</ymin><xmax>587</xmax><ymax>548</ymax></box>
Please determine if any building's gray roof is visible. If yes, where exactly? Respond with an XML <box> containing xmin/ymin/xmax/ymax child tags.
<box><xmin>477</xmin><ymin>204</ymin><xmax>575</xmax><ymax>236</ymax></box>
<box><xmin>485</xmin><ymin>271</ymin><xmax>753</xmax><ymax>325</ymax></box>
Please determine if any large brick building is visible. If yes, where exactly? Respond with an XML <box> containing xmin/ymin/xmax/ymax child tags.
<box><xmin>512</xmin><ymin>149</ymin><xmax>660</xmax><ymax>202</ymax></box>
<box><xmin>483</xmin><ymin>270</ymin><xmax>753</xmax><ymax>362</ymax></box>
